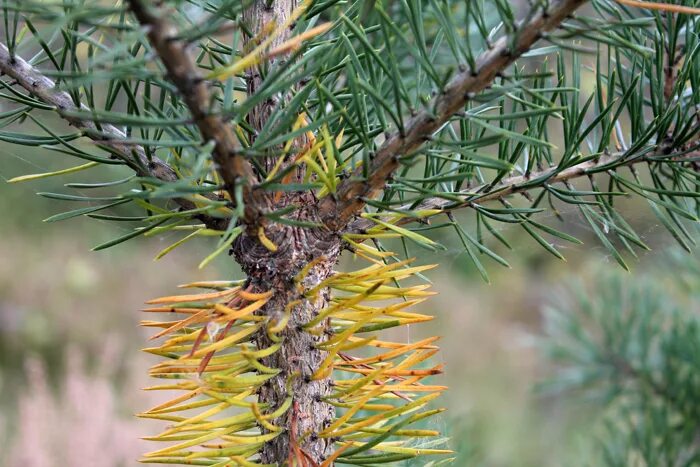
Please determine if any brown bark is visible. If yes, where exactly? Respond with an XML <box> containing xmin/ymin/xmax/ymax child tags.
<box><xmin>233</xmin><ymin>196</ymin><xmax>340</xmax><ymax>464</ymax></box>
<box><xmin>243</xmin><ymin>0</ymin><xmax>298</xmax><ymax>173</ymax></box>
<box><xmin>238</xmin><ymin>2</ymin><xmax>338</xmax><ymax>463</ymax></box>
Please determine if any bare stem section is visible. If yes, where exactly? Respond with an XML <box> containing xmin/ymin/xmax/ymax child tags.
<box><xmin>233</xmin><ymin>215</ymin><xmax>340</xmax><ymax>464</ymax></box>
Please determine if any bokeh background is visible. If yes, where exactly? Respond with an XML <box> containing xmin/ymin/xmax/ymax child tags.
<box><xmin>0</xmin><ymin>140</ymin><xmax>687</xmax><ymax>466</ymax></box>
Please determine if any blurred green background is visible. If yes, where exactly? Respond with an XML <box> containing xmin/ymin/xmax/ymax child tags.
<box><xmin>0</xmin><ymin>142</ymin><xmax>686</xmax><ymax>466</ymax></box>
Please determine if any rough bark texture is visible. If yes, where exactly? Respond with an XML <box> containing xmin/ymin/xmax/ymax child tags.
<box><xmin>233</xmin><ymin>195</ymin><xmax>340</xmax><ymax>464</ymax></box>
<box><xmin>239</xmin><ymin>2</ymin><xmax>338</xmax><ymax>463</ymax></box>
<box><xmin>243</xmin><ymin>0</ymin><xmax>299</xmax><ymax>173</ymax></box>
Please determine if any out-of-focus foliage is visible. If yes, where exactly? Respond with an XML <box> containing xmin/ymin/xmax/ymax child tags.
<box><xmin>542</xmin><ymin>247</ymin><xmax>700</xmax><ymax>466</ymax></box>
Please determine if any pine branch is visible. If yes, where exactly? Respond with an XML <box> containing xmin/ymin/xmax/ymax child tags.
<box><xmin>348</xmin><ymin>141</ymin><xmax>700</xmax><ymax>232</ymax></box>
<box><xmin>127</xmin><ymin>0</ymin><xmax>261</xmax><ymax>224</ymax></box>
<box><xmin>0</xmin><ymin>42</ymin><xmax>227</xmax><ymax>230</ymax></box>
<box><xmin>318</xmin><ymin>0</ymin><xmax>588</xmax><ymax>231</ymax></box>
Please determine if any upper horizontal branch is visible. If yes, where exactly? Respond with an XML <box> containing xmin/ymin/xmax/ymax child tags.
<box><xmin>0</xmin><ymin>43</ymin><xmax>226</xmax><ymax>230</ymax></box>
<box><xmin>127</xmin><ymin>0</ymin><xmax>260</xmax><ymax>224</ymax></box>
<box><xmin>318</xmin><ymin>0</ymin><xmax>588</xmax><ymax>231</ymax></box>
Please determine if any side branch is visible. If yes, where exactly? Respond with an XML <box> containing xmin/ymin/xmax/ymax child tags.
<box><xmin>127</xmin><ymin>0</ymin><xmax>260</xmax><ymax>224</ymax></box>
<box><xmin>0</xmin><ymin>43</ymin><xmax>225</xmax><ymax>230</ymax></box>
<box><xmin>348</xmin><ymin>144</ymin><xmax>700</xmax><ymax>232</ymax></box>
<box><xmin>318</xmin><ymin>0</ymin><xmax>587</xmax><ymax>231</ymax></box>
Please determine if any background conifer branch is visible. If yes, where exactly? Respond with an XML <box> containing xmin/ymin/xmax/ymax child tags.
<box><xmin>319</xmin><ymin>0</ymin><xmax>589</xmax><ymax>231</ymax></box>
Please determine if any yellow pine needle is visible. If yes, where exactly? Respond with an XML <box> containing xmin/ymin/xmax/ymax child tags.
<box><xmin>305</xmin><ymin>281</ymin><xmax>384</xmax><ymax>329</ymax></box>
<box><xmin>163</xmin><ymin>392</ymin><xmax>256</xmax><ymax>434</ymax></box>
<box><xmin>365</xmin><ymin>217</ymin><xmax>441</xmax><ymax>249</ymax></box>
<box><xmin>326</xmin><ymin>258</ymin><xmax>413</xmax><ymax>282</ymax></box>
<box><xmin>334</xmin><ymin>311</ymin><xmax>434</xmax><ymax>325</ymax></box>
<box><xmin>332</xmin><ymin>283</ymin><xmax>434</xmax><ymax>299</ymax></box>
<box><xmin>330</xmin><ymin>401</ymin><xmax>396</xmax><ymax>411</ymax></box>
<box><xmin>311</xmin><ymin>138</ymin><xmax>328</xmax><ymax>173</ymax></box>
<box><xmin>208</xmin><ymin>0</ymin><xmax>313</xmax><ymax>81</ymax></box>
<box><xmin>342</xmin><ymin>440</ymin><xmax>452</xmax><ymax>456</ymax></box>
<box><xmin>301</xmin><ymin>154</ymin><xmax>334</xmax><ymax>192</ymax></box>
<box><xmin>266</xmin><ymin>113</ymin><xmax>312</xmax><ymax>181</ymax></box>
<box><xmin>178</xmin><ymin>280</ymin><xmax>243</xmax><ymax>289</ymax></box>
<box><xmin>141</xmin><ymin>320</ymin><xmax>179</xmax><ymax>328</ymax></box>
<box><xmin>331</xmin><ymin>264</ymin><xmax>436</xmax><ymax>284</ymax></box>
<box><xmin>352</xmin><ymin>298</ymin><xmax>428</xmax><ymax>312</ymax></box>
<box><xmin>360</xmin><ymin>383</ymin><xmax>447</xmax><ymax>393</ymax></box>
<box><xmin>189</xmin><ymin>328</ymin><xmax>261</xmax><ymax>359</ymax></box>
<box><xmin>238</xmin><ymin>289</ymin><xmax>273</xmax><ymax>301</ymax></box>
<box><xmin>257</xmin><ymin>226</ymin><xmax>278</xmax><ymax>252</ymax></box>
<box><xmin>142</xmin><ymin>425</ymin><xmax>241</xmax><ymax>458</ymax></box>
<box><xmin>346</xmin><ymin>232</ymin><xmax>404</xmax><ymax>240</ymax></box>
<box><xmin>143</xmin><ymin>381</ymin><xmax>200</xmax><ymax>391</ymax></box>
<box><xmin>144</xmin><ymin>398</ymin><xmax>219</xmax><ymax>416</ymax></box>
<box><xmin>317</xmin><ymin>302</ymin><xmax>383</xmax><ymax>351</ymax></box>
<box><xmin>344</xmin><ymin>238</ymin><xmax>396</xmax><ymax>258</ymax></box>
<box><xmin>267</xmin><ymin>23</ymin><xmax>332</xmax><ymax>57</ymax></box>
<box><xmin>331</xmin><ymin>364</ymin><xmax>388</xmax><ymax>400</ymax></box>
<box><xmin>213</xmin><ymin>300</ymin><xmax>266</xmax><ymax>321</ymax></box>
<box><xmin>315</xmin><ymin>125</ymin><xmax>339</xmax><ymax>197</ymax></box>
<box><xmin>295</xmin><ymin>255</ymin><xmax>329</xmax><ymax>284</ymax></box>
<box><xmin>190</xmin><ymin>194</ymin><xmax>234</xmax><ymax>217</ymax></box>
<box><xmin>158</xmin><ymin>413</ymin><xmax>257</xmax><ymax>438</ymax></box>
<box><xmin>392</xmin><ymin>349</ymin><xmax>440</xmax><ymax>372</ymax></box>
<box><xmin>147</xmin><ymin>287</ymin><xmax>240</xmax><ymax>304</ymax></box>
<box><xmin>332</xmin><ymin>335</ymin><xmax>376</xmax><ymax>352</ymax></box>
<box><xmin>320</xmin><ymin>385</ymin><xmax>387</xmax><ymax>436</ymax></box>
<box><xmin>615</xmin><ymin>0</ymin><xmax>700</xmax><ymax>14</ymax></box>
<box><xmin>8</xmin><ymin>161</ymin><xmax>98</xmax><ymax>183</ymax></box>
<box><xmin>185</xmin><ymin>444</ymin><xmax>262</xmax><ymax>459</ymax></box>
<box><xmin>169</xmin><ymin>396</ymin><xmax>287</xmax><ymax>437</ymax></box>
<box><xmin>137</xmin><ymin>414</ymin><xmax>187</xmax><ymax>423</ymax></box>
<box><xmin>338</xmin><ymin>336</ymin><xmax>440</xmax><ymax>366</ymax></box>
<box><xmin>348</xmin><ymin>427</ymin><xmax>440</xmax><ymax>437</ymax></box>
<box><xmin>346</xmin><ymin>336</ymin><xmax>434</xmax><ymax>350</ymax></box>
<box><xmin>142</xmin><ymin>307</ymin><xmax>204</xmax><ymax>314</ymax></box>
<box><xmin>203</xmin><ymin>431</ymin><xmax>281</xmax><ymax>446</ymax></box>
<box><xmin>154</xmin><ymin>229</ymin><xmax>203</xmax><ymax>261</ymax></box>
<box><xmin>250</xmin><ymin>404</ymin><xmax>279</xmax><ymax>432</ymax></box>
<box><xmin>352</xmin><ymin>248</ymin><xmax>392</xmax><ymax>264</ymax></box>
<box><xmin>207</xmin><ymin>24</ymin><xmax>276</xmax><ymax>80</ymax></box>
<box><xmin>149</xmin><ymin>364</ymin><xmax>235</xmax><ymax>375</ymax></box>
<box><xmin>142</xmin><ymin>388</ymin><xmax>204</xmax><ymax>415</ymax></box>
<box><xmin>342</xmin><ymin>365</ymin><xmax>444</xmax><ymax>377</ymax></box>
<box><xmin>209</xmin><ymin>372</ymin><xmax>279</xmax><ymax>390</ymax></box>
<box><xmin>321</xmin><ymin>443</ymin><xmax>351</xmax><ymax>467</ymax></box>
<box><xmin>323</xmin><ymin>393</ymin><xmax>442</xmax><ymax>438</ymax></box>
<box><xmin>149</xmin><ymin>309</ymin><xmax>212</xmax><ymax>340</ymax></box>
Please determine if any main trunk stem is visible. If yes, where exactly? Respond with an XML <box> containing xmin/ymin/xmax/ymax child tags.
<box><xmin>234</xmin><ymin>213</ymin><xmax>341</xmax><ymax>464</ymax></box>
<box><xmin>240</xmin><ymin>3</ymin><xmax>339</xmax><ymax>463</ymax></box>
